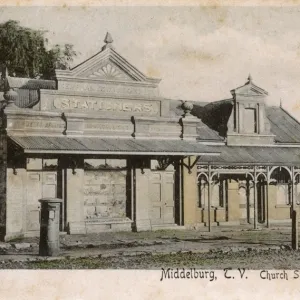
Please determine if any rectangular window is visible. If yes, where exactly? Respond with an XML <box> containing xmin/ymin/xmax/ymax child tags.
<box><xmin>244</xmin><ymin>108</ymin><xmax>257</xmax><ymax>133</ymax></box>
<box><xmin>219</xmin><ymin>180</ymin><xmax>227</xmax><ymax>208</ymax></box>
<box><xmin>84</xmin><ymin>159</ymin><xmax>127</xmax><ymax>170</ymax></box>
<box><xmin>198</xmin><ymin>179</ymin><xmax>208</xmax><ymax>208</ymax></box>
<box><xmin>276</xmin><ymin>184</ymin><xmax>291</xmax><ymax>205</ymax></box>
<box><xmin>26</xmin><ymin>158</ymin><xmax>58</xmax><ymax>170</ymax></box>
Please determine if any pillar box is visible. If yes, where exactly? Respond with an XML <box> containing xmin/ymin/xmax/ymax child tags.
<box><xmin>39</xmin><ymin>198</ymin><xmax>63</xmax><ymax>256</ymax></box>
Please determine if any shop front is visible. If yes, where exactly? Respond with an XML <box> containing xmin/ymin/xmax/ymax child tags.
<box><xmin>0</xmin><ymin>33</ymin><xmax>219</xmax><ymax>240</ymax></box>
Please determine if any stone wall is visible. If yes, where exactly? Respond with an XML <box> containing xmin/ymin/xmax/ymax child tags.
<box><xmin>5</xmin><ymin>168</ymin><xmax>25</xmax><ymax>240</ymax></box>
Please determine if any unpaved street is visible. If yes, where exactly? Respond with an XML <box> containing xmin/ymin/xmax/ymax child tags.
<box><xmin>0</xmin><ymin>248</ymin><xmax>299</xmax><ymax>269</ymax></box>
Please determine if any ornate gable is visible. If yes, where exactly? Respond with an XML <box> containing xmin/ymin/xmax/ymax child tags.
<box><xmin>226</xmin><ymin>75</ymin><xmax>274</xmax><ymax>146</ymax></box>
<box><xmin>230</xmin><ymin>75</ymin><xmax>268</xmax><ymax>97</ymax></box>
<box><xmin>55</xmin><ymin>32</ymin><xmax>160</xmax><ymax>84</ymax></box>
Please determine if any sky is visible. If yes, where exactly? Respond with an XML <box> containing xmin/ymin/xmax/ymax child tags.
<box><xmin>1</xmin><ymin>5</ymin><xmax>300</xmax><ymax>117</ymax></box>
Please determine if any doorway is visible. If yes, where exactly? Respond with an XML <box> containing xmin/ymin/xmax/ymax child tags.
<box><xmin>26</xmin><ymin>171</ymin><xmax>58</xmax><ymax>232</ymax></box>
<box><xmin>149</xmin><ymin>171</ymin><xmax>175</xmax><ymax>225</ymax></box>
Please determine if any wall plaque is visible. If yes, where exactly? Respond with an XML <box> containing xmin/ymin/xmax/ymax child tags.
<box><xmin>149</xmin><ymin>124</ymin><xmax>181</xmax><ymax>133</ymax></box>
<box><xmin>85</xmin><ymin>122</ymin><xmax>132</xmax><ymax>133</ymax></box>
<box><xmin>25</xmin><ymin>120</ymin><xmax>65</xmax><ymax>129</ymax></box>
<box><xmin>57</xmin><ymin>81</ymin><xmax>159</xmax><ymax>98</ymax></box>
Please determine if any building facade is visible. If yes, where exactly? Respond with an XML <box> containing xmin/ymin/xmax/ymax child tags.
<box><xmin>0</xmin><ymin>33</ymin><xmax>218</xmax><ymax>241</ymax></box>
<box><xmin>0</xmin><ymin>33</ymin><xmax>299</xmax><ymax>241</ymax></box>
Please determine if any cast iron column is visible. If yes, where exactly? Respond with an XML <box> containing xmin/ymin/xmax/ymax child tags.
<box><xmin>253</xmin><ymin>166</ymin><xmax>257</xmax><ymax>230</ymax></box>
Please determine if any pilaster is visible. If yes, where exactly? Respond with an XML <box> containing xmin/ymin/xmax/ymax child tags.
<box><xmin>66</xmin><ymin>168</ymin><xmax>86</xmax><ymax>234</ymax></box>
<box><xmin>227</xmin><ymin>181</ymin><xmax>240</xmax><ymax>224</ymax></box>
<box><xmin>182</xmin><ymin>157</ymin><xmax>198</xmax><ymax>226</ymax></box>
<box><xmin>134</xmin><ymin>168</ymin><xmax>151</xmax><ymax>231</ymax></box>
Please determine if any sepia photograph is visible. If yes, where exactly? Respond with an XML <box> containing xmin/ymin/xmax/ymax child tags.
<box><xmin>1</xmin><ymin>1</ymin><xmax>300</xmax><ymax>299</ymax></box>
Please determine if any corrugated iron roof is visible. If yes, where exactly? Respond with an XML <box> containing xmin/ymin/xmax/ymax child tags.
<box><xmin>171</xmin><ymin>100</ymin><xmax>300</xmax><ymax>144</ymax></box>
<box><xmin>197</xmin><ymin>121</ymin><xmax>222</xmax><ymax>141</ymax></box>
<box><xmin>16</xmin><ymin>89</ymin><xmax>39</xmax><ymax>108</ymax></box>
<box><xmin>1</xmin><ymin>77</ymin><xmax>55</xmax><ymax>108</ymax></box>
<box><xmin>199</xmin><ymin>145</ymin><xmax>300</xmax><ymax>166</ymax></box>
<box><xmin>9</xmin><ymin>136</ymin><xmax>220</xmax><ymax>156</ymax></box>
<box><xmin>168</xmin><ymin>99</ymin><xmax>224</xmax><ymax>141</ymax></box>
<box><xmin>266</xmin><ymin>106</ymin><xmax>300</xmax><ymax>144</ymax></box>
<box><xmin>8</xmin><ymin>77</ymin><xmax>56</xmax><ymax>90</ymax></box>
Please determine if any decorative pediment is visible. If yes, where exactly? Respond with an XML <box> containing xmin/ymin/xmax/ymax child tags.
<box><xmin>55</xmin><ymin>32</ymin><xmax>161</xmax><ymax>85</ymax></box>
<box><xmin>86</xmin><ymin>62</ymin><xmax>132</xmax><ymax>81</ymax></box>
<box><xmin>226</xmin><ymin>74</ymin><xmax>274</xmax><ymax>146</ymax></box>
<box><xmin>230</xmin><ymin>75</ymin><xmax>268</xmax><ymax>97</ymax></box>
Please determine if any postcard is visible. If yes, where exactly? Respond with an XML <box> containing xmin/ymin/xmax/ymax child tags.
<box><xmin>0</xmin><ymin>1</ymin><xmax>300</xmax><ymax>299</ymax></box>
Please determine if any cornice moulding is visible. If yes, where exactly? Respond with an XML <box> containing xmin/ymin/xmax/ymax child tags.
<box><xmin>55</xmin><ymin>76</ymin><xmax>160</xmax><ymax>87</ymax></box>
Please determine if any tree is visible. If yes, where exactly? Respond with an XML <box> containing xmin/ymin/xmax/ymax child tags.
<box><xmin>0</xmin><ymin>20</ymin><xmax>77</xmax><ymax>79</ymax></box>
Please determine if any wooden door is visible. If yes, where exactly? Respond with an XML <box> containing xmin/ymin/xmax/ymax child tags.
<box><xmin>149</xmin><ymin>171</ymin><xmax>175</xmax><ymax>225</ymax></box>
<box><xmin>162</xmin><ymin>172</ymin><xmax>175</xmax><ymax>223</ymax></box>
<box><xmin>26</xmin><ymin>173</ymin><xmax>42</xmax><ymax>231</ymax></box>
<box><xmin>26</xmin><ymin>171</ymin><xmax>57</xmax><ymax>231</ymax></box>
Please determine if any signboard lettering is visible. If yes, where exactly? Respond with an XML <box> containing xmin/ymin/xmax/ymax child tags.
<box><xmin>25</xmin><ymin>120</ymin><xmax>65</xmax><ymax>129</ymax></box>
<box><xmin>53</xmin><ymin>97</ymin><xmax>160</xmax><ymax>116</ymax></box>
<box><xmin>58</xmin><ymin>81</ymin><xmax>159</xmax><ymax>98</ymax></box>
<box><xmin>85</xmin><ymin>122</ymin><xmax>131</xmax><ymax>132</ymax></box>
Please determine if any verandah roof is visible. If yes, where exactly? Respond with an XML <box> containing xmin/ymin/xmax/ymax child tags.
<box><xmin>199</xmin><ymin>145</ymin><xmax>300</xmax><ymax>166</ymax></box>
<box><xmin>8</xmin><ymin>135</ymin><xmax>220</xmax><ymax>156</ymax></box>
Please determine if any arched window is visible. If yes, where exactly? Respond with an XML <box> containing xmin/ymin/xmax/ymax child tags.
<box><xmin>198</xmin><ymin>175</ymin><xmax>227</xmax><ymax>208</ymax></box>
<box><xmin>270</xmin><ymin>167</ymin><xmax>291</xmax><ymax>205</ymax></box>
<box><xmin>294</xmin><ymin>175</ymin><xmax>300</xmax><ymax>205</ymax></box>
<box><xmin>198</xmin><ymin>176</ymin><xmax>208</xmax><ymax>208</ymax></box>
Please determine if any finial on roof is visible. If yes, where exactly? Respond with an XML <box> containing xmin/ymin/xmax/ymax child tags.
<box><xmin>182</xmin><ymin>101</ymin><xmax>194</xmax><ymax>117</ymax></box>
<box><xmin>102</xmin><ymin>32</ymin><xmax>114</xmax><ymax>50</ymax></box>
<box><xmin>4</xmin><ymin>88</ymin><xmax>18</xmax><ymax>108</ymax></box>
<box><xmin>104</xmin><ymin>32</ymin><xmax>113</xmax><ymax>44</ymax></box>
<box><xmin>247</xmin><ymin>73</ymin><xmax>252</xmax><ymax>83</ymax></box>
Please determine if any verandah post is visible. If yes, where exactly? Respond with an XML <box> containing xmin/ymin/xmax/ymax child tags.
<box><xmin>266</xmin><ymin>166</ymin><xmax>270</xmax><ymax>228</ymax></box>
<box><xmin>208</xmin><ymin>165</ymin><xmax>211</xmax><ymax>232</ymax></box>
<box><xmin>254</xmin><ymin>166</ymin><xmax>257</xmax><ymax>230</ymax></box>
<box><xmin>292</xmin><ymin>210</ymin><xmax>298</xmax><ymax>250</ymax></box>
<box><xmin>291</xmin><ymin>166</ymin><xmax>295</xmax><ymax>214</ymax></box>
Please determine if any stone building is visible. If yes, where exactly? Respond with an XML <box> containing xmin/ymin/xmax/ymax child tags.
<box><xmin>0</xmin><ymin>33</ymin><xmax>299</xmax><ymax>241</ymax></box>
<box><xmin>0</xmin><ymin>33</ymin><xmax>219</xmax><ymax>241</ymax></box>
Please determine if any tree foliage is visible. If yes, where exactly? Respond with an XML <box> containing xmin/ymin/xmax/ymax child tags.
<box><xmin>0</xmin><ymin>20</ymin><xmax>77</xmax><ymax>79</ymax></box>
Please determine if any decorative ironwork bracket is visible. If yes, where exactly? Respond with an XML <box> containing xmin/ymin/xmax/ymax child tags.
<box><xmin>182</xmin><ymin>156</ymin><xmax>200</xmax><ymax>174</ymax></box>
<box><xmin>140</xmin><ymin>160</ymin><xmax>146</xmax><ymax>174</ymax></box>
<box><xmin>71</xmin><ymin>160</ymin><xmax>77</xmax><ymax>175</ymax></box>
<box><xmin>13</xmin><ymin>166</ymin><xmax>17</xmax><ymax>175</ymax></box>
<box><xmin>156</xmin><ymin>156</ymin><xmax>175</xmax><ymax>171</ymax></box>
